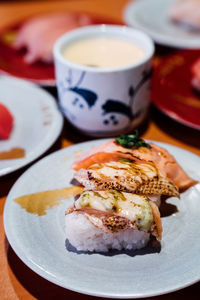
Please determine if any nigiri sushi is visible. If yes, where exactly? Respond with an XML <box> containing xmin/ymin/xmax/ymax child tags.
<box><xmin>72</xmin><ymin>134</ymin><xmax>197</xmax><ymax>190</ymax></box>
<box><xmin>169</xmin><ymin>0</ymin><xmax>200</xmax><ymax>32</ymax></box>
<box><xmin>74</xmin><ymin>160</ymin><xmax>179</xmax><ymax>198</ymax></box>
<box><xmin>66</xmin><ymin>134</ymin><xmax>197</xmax><ymax>253</ymax></box>
<box><xmin>65</xmin><ymin>190</ymin><xmax>162</xmax><ymax>252</ymax></box>
<box><xmin>14</xmin><ymin>12</ymin><xmax>94</xmax><ymax>64</ymax></box>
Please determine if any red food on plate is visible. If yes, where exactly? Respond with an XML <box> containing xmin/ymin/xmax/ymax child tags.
<box><xmin>14</xmin><ymin>12</ymin><xmax>94</xmax><ymax>64</ymax></box>
<box><xmin>191</xmin><ymin>58</ymin><xmax>200</xmax><ymax>92</ymax></box>
<box><xmin>0</xmin><ymin>103</ymin><xmax>14</xmax><ymax>139</ymax></box>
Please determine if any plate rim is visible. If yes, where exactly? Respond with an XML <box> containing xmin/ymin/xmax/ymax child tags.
<box><xmin>0</xmin><ymin>69</ymin><xmax>56</xmax><ymax>86</ymax></box>
<box><xmin>3</xmin><ymin>139</ymin><xmax>200</xmax><ymax>298</ymax></box>
<box><xmin>0</xmin><ymin>75</ymin><xmax>63</xmax><ymax>176</ymax></box>
<box><xmin>123</xmin><ymin>0</ymin><xmax>200</xmax><ymax>49</ymax></box>
<box><xmin>152</xmin><ymin>100</ymin><xmax>200</xmax><ymax>130</ymax></box>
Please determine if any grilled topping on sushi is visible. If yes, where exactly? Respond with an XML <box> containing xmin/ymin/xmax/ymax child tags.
<box><xmin>75</xmin><ymin>191</ymin><xmax>154</xmax><ymax>231</ymax></box>
<box><xmin>74</xmin><ymin>161</ymin><xmax>180</xmax><ymax>198</ymax></box>
<box><xmin>65</xmin><ymin>191</ymin><xmax>162</xmax><ymax>252</ymax></box>
<box><xmin>72</xmin><ymin>137</ymin><xmax>197</xmax><ymax>190</ymax></box>
<box><xmin>66</xmin><ymin>134</ymin><xmax>197</xmax><ymax>252</ymax></box>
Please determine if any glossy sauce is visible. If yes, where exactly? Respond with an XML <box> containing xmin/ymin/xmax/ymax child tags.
<box><xmin>0</xmin><ymin>147</ymin><xmax>25</xmax><ymax>160</ymax></box>
<box><xmin>63</xmin><ymin>37</ymin><xmax>145</xmax><ymax>68</ymax></box>
<box><xmin>14</xmin><ymin>186</ymin><xmax>83</xmax><ymax>216</ymax></box>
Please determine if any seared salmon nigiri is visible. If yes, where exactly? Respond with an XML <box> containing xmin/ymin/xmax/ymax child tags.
<box><xmin>66</xmin><ymin>190</ymin><xmax>162</xmax><ymax>252</ymax></box>
<box><xmin>75</xmin><ymin>160</ymin><xmax>179</xmax><ymax>198</ymax></box>
<box><xmin>66</xmin><ymin>133</ymin><xmax>196</xmax><ymax>252</ymax></box>
<box><xmin>72</xmin><ymin>133</ymin><xmax>197</xmax><ymax>190</ymax></box>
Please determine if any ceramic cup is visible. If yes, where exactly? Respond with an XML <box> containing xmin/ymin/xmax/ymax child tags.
<box><xmin>54</xmin><ymin>25</ymin><xmax>154</xmax><ymax>137</ymax></box>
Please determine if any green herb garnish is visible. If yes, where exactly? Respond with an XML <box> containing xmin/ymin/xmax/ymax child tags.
<box><xmin>115</xmin><ymin>130</ymin><xmax>151</xmax><ymax>150</ymax></box>
<box><xmin>118</xmin><ymin>158</ymin><xmax>133</xmax><ymax>163</ymax></box>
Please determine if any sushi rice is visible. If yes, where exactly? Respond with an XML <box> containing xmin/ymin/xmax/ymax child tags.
<box><xmin>66</xmin><ymin>212</ymin><xmax>150</xmax><ymax>252</ymax></box>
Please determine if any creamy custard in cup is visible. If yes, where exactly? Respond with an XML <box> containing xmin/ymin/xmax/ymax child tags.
<box><xmin>54</xmin><ymin>25</ymin><xmax>154</xmax><ymax>137</ymax></box>
<box><xmin>62</xmin><ymin>37</ymin><xmax>145</xmax><ymax>68</ymax></box>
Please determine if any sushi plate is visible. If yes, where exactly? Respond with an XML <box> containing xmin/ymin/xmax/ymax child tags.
<box><xmin>3</xmin><ymin>139</ymin><xmax>200</xmax><ymax>298</ymax></box>
<box><xmin>0</xmin><ymin>15</ymin><xmax>122</xmax><ymax>86</ymax></box>
<box><xmin>124</xmin><ymin>0</ymin><xmax>200</xmax><ymax>49</ymax></box>
<box><xmin>152</xmin><ymin>49</ymin><xmax>200</xmax><ymax>130</ymax></box>
<box><xmin>0</xmin><ymin>76</ymin><xmax>63</xmax><ymax>176</ymax></box>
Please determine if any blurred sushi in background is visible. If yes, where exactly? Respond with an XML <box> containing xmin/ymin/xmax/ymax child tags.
<box><xmin>191</xmin><ymin>57</ymin><xmax>200</xmax><ymax>93</ymax></box>
<box><xmin>13</xmin><ymin>12</ymin><xmax>94</xmax><ymax>64</ymax></box>
<box><xmin>169</xmin><ymin>0</ymin><xmax>200</xmax><ymax>32</ymax></box>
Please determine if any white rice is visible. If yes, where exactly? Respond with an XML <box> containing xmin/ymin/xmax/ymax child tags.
<box><xmin>65</xmin><ymin>212</ymin><xmax>150</xmax><ymax>252</ymax></box>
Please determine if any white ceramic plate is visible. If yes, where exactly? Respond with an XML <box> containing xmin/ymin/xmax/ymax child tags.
<box><xmin>124</xmin><ymin>0</ymin><xmax>200</xmax><ymax>49</ymax></box>
<box><xmin>0</xmin><ymin>76</ymin><xmax>63</xmax><ymax>176</ymax></box>
<box><xmin>3</xmin><ymin>139</ymin><xmax>200</xmax><ymax>298</ymax></box>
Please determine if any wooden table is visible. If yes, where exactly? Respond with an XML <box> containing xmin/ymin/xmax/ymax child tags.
<box><xmin>0</xmin><ymin>1</ymin><xmax>199</xmax><ymax>299</ymax></box>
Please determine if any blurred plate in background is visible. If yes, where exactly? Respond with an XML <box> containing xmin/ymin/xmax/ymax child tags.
<box><xmin>152</xmin><ymin>50</ymin><xmax>200</xmax><ymax>130</ymax></box>
<box><xmin>0</xmin><ymin>76</ymin><xmax>63</xmax><ymax>176</ymax></box>
<box><xmin>124</xmin><ymin>0</ymin><xmax>200</xmax><ymax>49</ymax></box>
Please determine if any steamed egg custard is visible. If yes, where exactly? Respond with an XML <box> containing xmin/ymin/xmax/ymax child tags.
<box><xmin>63</xmin><ymin>37</ymin><xmax>145</xmax><ymax>68</ymax></box>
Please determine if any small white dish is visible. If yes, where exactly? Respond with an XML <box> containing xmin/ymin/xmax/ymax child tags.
<box><xmin>3</xmin><ymin>139</ymin><xmax>200</xmax><ymax>298</ymax></box>
<box><xmin>124</xmin><ymin>0</ymin><xmax>200</xmax><ymax>49</ymax></box>
<box><xmin>0</xmin><ymin>76</ymin><xmax>63</xmax><ymax>176</ymax></box>
<box><xmin>54</xmin><ymin>25</ymin><xmax>154</xmax><ymax>137</ymax></box>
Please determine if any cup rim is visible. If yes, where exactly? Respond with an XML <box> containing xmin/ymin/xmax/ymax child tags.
<box><xmin>53</xmin><ymin>25</ymin><xmax>154</xmax><ymax>73</ymax></box>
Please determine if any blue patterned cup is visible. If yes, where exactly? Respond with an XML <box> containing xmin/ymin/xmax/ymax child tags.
<box><xmin>54</xmin><ymin>25</ymin><xmax>154</xmax><ymax>137</ymax></box>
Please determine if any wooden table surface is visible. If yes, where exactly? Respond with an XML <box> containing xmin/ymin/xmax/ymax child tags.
<box><xmin>0</xmin><ymin>1</ymin><xmax>200</xmax><ymax>299</ymax></box>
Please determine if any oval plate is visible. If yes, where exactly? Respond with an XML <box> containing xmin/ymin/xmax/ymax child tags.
<box><xmin>0</xmin><ymin>76</ymin><xmax>63</xmax><ymax>176</ymax></box>
<box><xmin>3</xmin><ymin>139</ymin><xmax>200</xmax><ymax>298</ymax></box>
